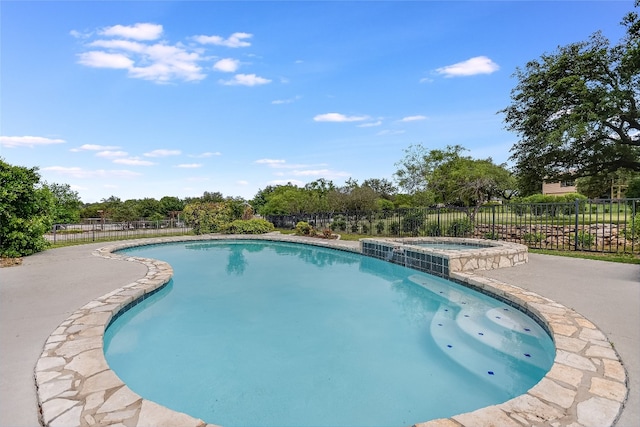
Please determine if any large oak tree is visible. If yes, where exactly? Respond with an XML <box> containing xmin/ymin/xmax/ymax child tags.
<box><xmin>502</xmin><ymin>2</ymin><xmax>639</xmax><ymax>195</ymax></box>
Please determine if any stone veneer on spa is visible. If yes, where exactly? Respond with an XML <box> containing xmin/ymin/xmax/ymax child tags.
<box><xmin>34</xmin><ymin>234</ymin><xmax>628</xmax><ymax>427</ymax></box>
<box><xmin>361</xmin><ymin>237</ymin><xmax>528</xmax><ymax>278</ymax></box>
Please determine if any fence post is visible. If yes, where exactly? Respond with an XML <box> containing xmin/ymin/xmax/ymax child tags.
<box><xmin>574</xmin><ymin>199</ymin><xmax>580</xmax><ymax>251</ymax></box>
<box><xmin>633</xmin><ymin>200</ymin><xmax>637</xmax><ymax>251</ymax></box>
<box><xmin>491</xmin><ymin>205</ymin><xmax>496</xmax><ymax>239</ymax></box>
<box><xmin>53</xmin><ymin>225</ymin><xmax>57</xmax><ymax>244</ymax></box>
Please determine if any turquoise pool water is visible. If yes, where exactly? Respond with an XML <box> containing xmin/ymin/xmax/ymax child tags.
<box><xmin>105</xmin><ymin>241</ymin><xmax>554</xmax><ymax>427</ymax></box>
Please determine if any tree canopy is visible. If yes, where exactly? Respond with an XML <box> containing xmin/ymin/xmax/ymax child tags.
<box><xmin>394</xmin><ymin>145</ymin><xmax>515</xmax><ymax>219</ymax></box>
<box><xmin>44</xmin><ymin>182</ymin><xmax>83</xmax><ymax>224</ymax></box>
<box><xmin>0</xmin><ymin>159</ymin><xmax>53</xmax><ymax>257</ymax></box>
<box><xmin>503</xmin><ymin>2</ymin><xmax>640</xmax><ymax>195</ymax></box>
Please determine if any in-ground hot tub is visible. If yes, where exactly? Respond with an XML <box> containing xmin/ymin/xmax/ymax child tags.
<box><xmin>361</xmin><ymin>237</ymin><xmax>528</xmax><ymax>278</ymax></box>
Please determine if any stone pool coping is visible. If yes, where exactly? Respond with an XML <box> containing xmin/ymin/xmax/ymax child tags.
<box><xmin>34</xmin><ymin>234</ymin><xmax>628</xmax><ymax>427</ymax></box>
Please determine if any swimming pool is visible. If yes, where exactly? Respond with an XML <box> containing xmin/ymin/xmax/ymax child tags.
<box><xmin>104</xmin><ymin>240</ymin><xmax>554</xmax><ymax>427</ymax></box>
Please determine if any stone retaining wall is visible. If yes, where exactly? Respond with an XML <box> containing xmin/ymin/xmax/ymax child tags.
<box><xmin>474</xmin><ymin>223</ymin><xmax>634</xmax><ymax>250</ymax></box>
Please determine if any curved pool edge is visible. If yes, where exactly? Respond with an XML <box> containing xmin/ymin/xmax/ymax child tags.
<box><xmin>34</xmin><ymin>234</ymin><xmax>628</xmax><ymax>427</ymax></box>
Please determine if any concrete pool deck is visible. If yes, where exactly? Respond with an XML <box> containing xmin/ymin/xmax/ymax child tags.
<box><xmin>0</xmin><ymin>235</ymin><xmax>637</xmax><ymax>426</ymax></box>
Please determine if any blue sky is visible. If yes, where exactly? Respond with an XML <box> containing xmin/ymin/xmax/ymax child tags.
<box><xmin>0</xmin><ymin>1</ymin><xmax>633</xmax><ymax>203</ymax></box>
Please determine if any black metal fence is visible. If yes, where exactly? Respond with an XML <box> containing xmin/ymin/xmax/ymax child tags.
<box><xmin>46</xmin><ymin>219</ymin><xmax>192</xmax><ymax>245</ymax></box>
<box><xmin>267</xmin><ymin>198</ymin><xmax>640</xmax><ymax>254</ymax></box>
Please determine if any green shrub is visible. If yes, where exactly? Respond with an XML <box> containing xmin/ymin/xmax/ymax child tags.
<box><xmin>389</xmin><ymin>222</ymin><xmax>400</xmax><ymax>235</ymax></box>
<box><xmin>295</xmin><ymin>221</ymin><xmax>313</xmax><ymax>236</ymax></box>
<box><xmin>223</xmin><ymin>219</ymin><xmax>275</xmax><ymax>234</ymax></box>
<box><xmin>351</xmin><ymin>223</ymin><xmax>359</xmax><ymax>233</ymax></box>
<box><xmin>572</xmin><ymin>230</ymin><xmax>594</xmax><ymax>248</ymax></box>
<box><xmin>375</xmin><ymin>220</ymin><xmax>385</xmax><ymax>234</ymax></box>
<box><xmin>446</xmin><ymin>218</ymin><xmax>473</xmax><ymax>237</ymax></box>
<box><xmin>483</xmin><ymin>231</ymin><xmax>498</xmax><ymax>240</ymax></box>
<box><xmin>402</xmin><ymin>210</ymin><xmax>425</xmax><ymax>236</ymax></box>
<box><xmin>423</xmin><ymin>221</ymin><xmax>440</xmax><ymax>237</ymax></box>
<box><xmin>182</xmin><ymin>201</ymin><xmax>233</xmax><ymax>234</ymax></box>
<box><xmin>624</xmin><ymin>213</ymin><xmax>640</xmax><ymax>241</ymax></box>
<box><xmin>361</xmin><ymin>223</ymin><xmax>369</xmax><ymax>234</ymax></box>
<box><xmin>523</xmin><ymin>232</ymin><xmax>546</xmax><ymax>244</ymax></box>
<box><xmin>330</xmin><ymin>215</ymin><xmax>347</xmax><ymax>232</ymax></box>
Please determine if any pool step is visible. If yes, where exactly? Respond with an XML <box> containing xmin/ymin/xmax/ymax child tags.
<box><xmin>407</xmin><ymin>274</ymin><xmax>553</xmax><ymax>380</ymax></box>
<box><xmin>430</xmin><ymin>310</ymin><xmax>523</xmax><ymax>391</ymax></box>
<box><xmin>454</xmin><ymin>307</ymin><xmax>554</xmax><ymax>370</ymax></box>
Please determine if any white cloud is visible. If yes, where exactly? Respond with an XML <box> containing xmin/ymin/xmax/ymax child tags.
<box><xmin>96</xmin><ymin>150</ymin><xmax>128</xmax><ymax>158</ymax></box>
<box><xmin>128</xmin><ymin>44</ymin><xmax>205</xmax><ymax>83</ymax></box>
<box><xmin>358</xmin><ymin>121</ymin><xmax>382</xmax><ymax>128</ymax></box>
<box><xmin>75</xmin><ymin>25</ymin><xmax>267</xmax><ymax>84</ymax></box>
<box><xmin>113</xmin><ymin>158</ymin><xmax>156</xmax><ymax>166</ymax></box>
<box><xmin>419</xmin><ymin>77</ymin><xmax>434</xmax><ymax>83</ymax></box>
<box><xmin>189</xmin><ymin>151</ymin><xmax>222</xmax><ymax>158</ymax></box>
<box><xmin>76</xmin><ymin>24</ymin><xmax>206</xmax><ymax>83</ymax></box>
<box><xmin>194</xmin><ymin>32</ymin><xmax>252</xmax><ymax>48</ymax></box>
<box><xmin>436</xmin><ymin>56</ymin><xmax>499</xmax><ymax>77</ymax></box>
<box><xmin>255</xmin><ymin>159</ymin><xmax>286</xmax><ymax>166</ymax></box>
<box><xmin>313</xmin><ymin>113</ymin><xmax>369</xmax><ymax>122</ymax></box>
<box><xmin>175</xmin><ymin>163</ymin><xmax>202</xmax><ymax>168</ymax></box>
<box><xmin>99</xmin><ymin>23</ymin><xmax>163</xmax><ymax>41</ymax></box>
<box><xmin>400</xmin><ymin>115</ymin><xmax>427</xmax><ymax>122</ymax></box>
<box><xmin>70</xmin><ymin>30</ymin><xmax>95</xmax><ymax>39</ymax></box>
<box><xmin>213</xmin><ymin>58</ymin><xmax>240</xmax><ymax>72</ymax></box>
<box><xmin>237</xmin><ymin>180</ymin><xmax>249</xmax><ymax>185</ymax></box>
<box><xmin>0</xmin><ymin>136</ymin><xmax>66</xmax><ymax>148</ymax></box>
<box><xmin>41</xmin><ymin>166</ymin><xmax>141</xmax><ymax>179</ymax></box>
<box><xmin>272</xmin><ymin>95</ymin><xmax>301</xmax><ymax>105</ymax></box>
<box><xmin>89</xmin><ymin>39</ymin><xmax>146</xmax><ymax>53</ymax></box>
<box><xmin>71</xmin><ymin>144</ymin><xmax>121</xmax><ymax>151</ymax></box>
<box><xmin>78</xmin><ymin>51</ymin><xmax>135</xmax><ymax>69</ymax></box>
<box><xmin>220</xmin><ymin>74</ymin><xmax>271</xmax><ymax>86</ymax></box>
<box><xmin>144</xmin><ymin>149</ymin><xmax>181</xmax><ymax>157</ymax></box>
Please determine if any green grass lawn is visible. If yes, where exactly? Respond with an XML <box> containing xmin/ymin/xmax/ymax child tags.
<box><xmin>529</xmin><ymin>248</ymin><xmax>640</xmax><ymax>265</ymax></box>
